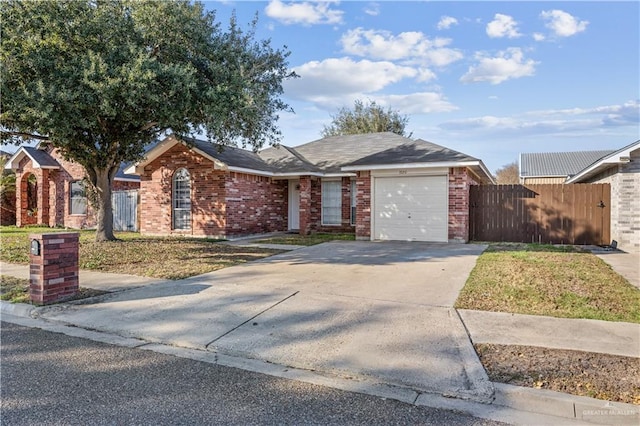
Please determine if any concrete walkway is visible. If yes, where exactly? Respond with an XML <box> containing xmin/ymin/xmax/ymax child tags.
<box><xmin>594</xmin><ymin>250</ymin><xmax>640</xmax><ymax>289</ymax></box>
<box><xmin>458</xmin><ymin>309</ymin><xmax>640</xmax><ymax>358</ymax></box>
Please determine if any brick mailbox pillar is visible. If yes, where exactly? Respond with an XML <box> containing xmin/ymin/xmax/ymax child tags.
<box><xmin>29</xmin><ymin>232</ymin><xmax>80</xmax><ymax>305</ymax></box>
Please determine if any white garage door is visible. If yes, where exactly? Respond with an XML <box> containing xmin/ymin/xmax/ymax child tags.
<box><xmin>373</xmin><ymin>175</ymin><xmax>448</xmax><ymax>242</ymax></box>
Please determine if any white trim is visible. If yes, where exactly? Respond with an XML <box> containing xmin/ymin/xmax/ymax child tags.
<box><xmin>114</xmin><ymin>177</ymin><xmax>141</xmax><ymax>183</ymax></box>
<box><xmin>4</xmin><ymin>147</ymin><xmax>60</xmax><ymax>170</ymax></box>
<box><xmin>227</xmin><ymin>166</ymin><xmax>274</xmax><ymax>178</ymax></box>
<box><xmin>342</xmin><ymin>160</ymin><xmax>480</xmax><ymax>171</ymax></box>
<box><xmin>566</xmin><ymin>141</ymin><xmax>640</xmax><ymax>183</ymax></box>
<box><xmin>343</xmin><ymin>160</ymin><xmax>495</xmax><ymax>185</ymax></box>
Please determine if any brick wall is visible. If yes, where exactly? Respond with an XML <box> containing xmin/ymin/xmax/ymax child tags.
<box><xmin>140</xmin><ymin>143</ymin><xmax>287</xmax><ymax>238</ymax></box>
<box><xmin>29</xmin><ymin>232</ymin><xmax>79</xmax><ymax>305</ymax></box>
<box><xmin>225</xmin><ymin>172</ymin><xmax>287</xmax><ymax>236</ymax></box>
<box><xmin>587</xmin><ymin>149</ymin><xmax>640</xmax><ymax>252</ymax></box>
<box><xmin>448</xmin><ymin>167</ymin><xmax>476</xmax><ymax>243</ymax></box>
<box><xmin>355</xmin><ymin>171</ymin><xmax>371</xmax><ymax>240</ymax></box>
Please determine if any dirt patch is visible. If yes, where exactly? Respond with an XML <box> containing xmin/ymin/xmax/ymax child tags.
<box><xmin>475</xmin><ymin>343</ymin><xmax>640</xmax><ymax>405</ymax></box>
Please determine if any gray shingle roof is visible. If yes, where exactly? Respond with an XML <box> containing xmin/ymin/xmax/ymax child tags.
<box><xmin>520</xmin><ymin>150</ymin><xmax>614</xmax><ymax>178</ymax></box>
<box><xmin>186</xmin><ymin>137</ymin><xmax>276</xmax><ymax>172</ymax></box>
<box><xmin>22</xmin><ymin>147</ymin><xmax>61</xmax><ymax>168</ymax></box>
<box><xmin>258</xmin><ymin>132</ymin><xmax>478</xmax><ymax>173</ymax></box>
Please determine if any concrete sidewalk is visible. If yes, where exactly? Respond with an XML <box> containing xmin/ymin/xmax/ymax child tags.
<box><xmin>594</xmin><ymin>250</ymin><xmax>640</xmax><ymax>289</ymax></box>
<box><xmin>458</xmin><ymin>309</ymin><xmax>640</xmax><ymax>358</ymax></box>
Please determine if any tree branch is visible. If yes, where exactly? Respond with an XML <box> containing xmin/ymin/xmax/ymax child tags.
<box><xmin>1</xmin><ymin>131</ymin><xmax>51</xmax><ymax>141</ymax></box>
<box><xmin>140</xmin><ymin>121</ymin><xmax>158</xmax><ymax>132</ymax></box>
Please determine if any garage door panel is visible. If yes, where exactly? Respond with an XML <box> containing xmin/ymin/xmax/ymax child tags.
<box><xmin>374</xmin><ymin>175</ymin><xmax>448</xmax><ymax>242</ymax></box>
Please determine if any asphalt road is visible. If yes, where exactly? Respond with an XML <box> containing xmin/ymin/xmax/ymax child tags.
<box><xmin>0</xmin><ymin>321</ymin><xmax>505</xmax><ymax>426</ymax></box>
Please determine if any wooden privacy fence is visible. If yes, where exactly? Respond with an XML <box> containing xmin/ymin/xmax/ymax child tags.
<box><xmin>469</xmin><ymin>184</ymin><xmax>610</xmax><ymax>245</ymax></box>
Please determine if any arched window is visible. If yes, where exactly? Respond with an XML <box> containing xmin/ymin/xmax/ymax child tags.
<box><xmin>172</xmin><ymin>168</ymin><xmax>191</xmax><ymax>230</ymax></box>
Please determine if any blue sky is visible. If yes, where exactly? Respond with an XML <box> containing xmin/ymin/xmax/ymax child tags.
<box><xmin>209</xmin><ymin>1</ymin><xmax>639</xmax><ymax>174</ymax></box>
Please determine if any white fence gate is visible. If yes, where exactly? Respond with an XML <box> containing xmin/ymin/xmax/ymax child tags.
<box><xmin>112</xmin><ymin>190</ymin><xmax>138</xmax><ymax>232</ymax></box>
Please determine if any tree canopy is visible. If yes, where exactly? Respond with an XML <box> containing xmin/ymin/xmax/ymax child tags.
<box><xmin>1</xmin><ymin>0</ymin><xmax>296</xmax><ymax>241</ymax></box>
<box><xmin>495</xmin><ymin>161</ymin><xmax>520</xmax><ymax>184</ymax></box>
<box><xmin>321</xmin><ymin>100</ymin><xmax>411</xmax><ymax>138</ymax></box>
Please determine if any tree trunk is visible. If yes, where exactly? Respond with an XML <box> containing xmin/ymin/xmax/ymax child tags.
<box><xmin>92</xmin><ymin>167</ymin><xmax>117</xmax><ymax>242</ymax></box>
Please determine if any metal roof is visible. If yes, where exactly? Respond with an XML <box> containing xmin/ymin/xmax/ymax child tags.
<box><xmin>519</xmin><ymin>150</ymin><xmax>614</xmax><ymax>178</ymax></box>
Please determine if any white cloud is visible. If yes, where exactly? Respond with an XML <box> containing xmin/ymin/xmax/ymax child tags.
<box><xmin>284</xmin><ymin>57</ymin><xmax>416</xmax><ymax>100</ymax></box>
<box><xmin>282</xmin><ymin>58</ymin><xmax>459</xmax><ymax>113</ymax></box>
<box><xmin>375</xmin><ymin>92</ymin><xmax>458</xmax><ymax>114</ymax></box>
<box><xmin>437</xmin><ymin>16</ymin><xmax>458</xmax><ymax>30</ymax></box>
<box><xmin>340</xmin><ymin>27</ymin><xmax>463</xmax><ymax>66</ymax></box>
<box><xmin>540</xmin><ymin>10</ymin><xmax>588</xmax><ymax>37</ymax></box>
<box><xmin>265</xmin><ymin>0</ymin><xmax>344</xmax><ymax>26</ymax></box>
<box><xmin>439</xmin><ymin>100</ymin><xmax>639</xmax><ymax>134</ymax></box>
<box><xmin>364</xmin><ymin>2</ymin><xmax>380</xmax><ymax>16</ymax></box>
<box><xmin>533</xmin><ymin>33</ymin><xmax>545</xmax><ymax>42</ymax></box>
<box><xmin>460</xmin><ymin>48</ymin><xmax>537</xmax><ymax>85</ymax></box>
<box><xmin>486</xmin><ymin>13</ymin><xmax>522</xmax><ymax>38</ymax></box>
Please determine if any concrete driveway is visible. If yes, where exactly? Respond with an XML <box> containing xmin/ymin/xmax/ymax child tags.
<box><xmin>37</xmin><ymin>241</ymin><xmax>491</xmax><ymax>401</ymax></box>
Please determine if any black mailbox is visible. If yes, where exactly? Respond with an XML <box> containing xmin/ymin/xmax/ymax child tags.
<box><xmin>30</xmin><ymin>239</ymin><xmax>40</xmax><ymax>256</ymax></box>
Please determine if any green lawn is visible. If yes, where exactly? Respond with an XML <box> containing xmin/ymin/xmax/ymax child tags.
<box><xmin>0</xmin><ymin>226</ymin><xmax>281</xmax><ymax>280</ymax></box>
<box><xmin>455</xmin><ymin>243</ymin><xmax>640</xmax><ymax>323</ymax></box>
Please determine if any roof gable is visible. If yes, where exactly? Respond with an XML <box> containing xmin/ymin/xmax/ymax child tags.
<box><xmin>4</xmin><ymin>146</ymin><xmax>60</xmax><ymax>170</ymax></box>
<box><xmin>566</xmin><ymin>140</ymin><xmax>640</xmax><ymax>183</ymax></box>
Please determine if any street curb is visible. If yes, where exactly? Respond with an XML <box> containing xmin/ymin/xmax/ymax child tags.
<box><xmin>0</xmin><ymin>300</ymin><xmax>35</xmax><ymax>318</ymax></box>
<box><xmin>493</xmin><ymin>383</ymin><xmax>639</xmax><ymax>425</ymax></box>
<box><xmin>2</xmin><ymin>311</ymin><xmax>637</xmax><ymax>425</ymax></box>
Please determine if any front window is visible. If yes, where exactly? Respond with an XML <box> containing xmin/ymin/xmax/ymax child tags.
<box><xmin>70</xmin><ymin>181</ymin><xmax>87</xmax><ymax>215</ymax></box>
<box><xmin>322</xmin><ymin>180</ymin><xmax>341</xmax><ymax>225</ymax></box>
<box><xmin>172</xmin><ymin>168</ymin><xmax>191</xmax><ymax>230</ymax></box>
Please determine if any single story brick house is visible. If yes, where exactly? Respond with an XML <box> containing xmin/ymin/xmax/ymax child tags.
<box><xmin>125</xmin><ymin>132</ymin><xmax>494</xmax><ymax>242</ymax></box>
<box><xmin>4</xmin><ymin>144</ymin><xmax>140</xmax><ymax>228</ymax></box>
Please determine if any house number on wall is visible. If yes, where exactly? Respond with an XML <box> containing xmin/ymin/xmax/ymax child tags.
<box><xmin>399</xmin><ymin>170</ymin><xmax>408</xmax><ymax>175</ymax></box>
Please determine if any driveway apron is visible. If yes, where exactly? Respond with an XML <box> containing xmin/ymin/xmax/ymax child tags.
<box><xmin>37</xmin><ymin>241</ymin><xmax>490</xmax><ymax>400</ymax></box>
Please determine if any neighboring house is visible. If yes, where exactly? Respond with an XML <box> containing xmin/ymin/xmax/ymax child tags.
<box><xmin>566</xmin><ymin>140</ymin><xmax>640</xmax><ymax>252</ymax></box>
<box><xmin>0</xmin><ymin>150</ymin><xmax>17</xmax><ymax>225</ymax></box>
<box><xmin>4</xmin><ymin>144</ymin><xmax>140</xmax><ymax>228</ymax></box>
<box><xmin>519</xmin><ymin>150</ymin><xmax>614</xmax><ymax>184</ymax></box>
<box><xmin>124</xmin><ymin>132</ymin><xmax>495</xmax><ymax>243</ymax></box>
<box><xmin>518</xmin><ymin>140</ymin><xmax>640</xmax><ymax>252</ymax></box>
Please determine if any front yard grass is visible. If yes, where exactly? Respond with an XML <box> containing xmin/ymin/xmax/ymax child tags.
<box><xmin>455</xmin><ymin>242</ymin><xmax>640</xmax><ymax>323</ymax></box>
<box><xmin>253</xmin><ymin>232</ymin><xmax>355</xmax><ymax>246</ymax></box>
<box><xmin>0</xmin><ymin>226</ymin><xmax>282</xmax><ymax>280</ymax></box>
<box><xmin>0</xmin><ymin>275</ymin><xmax>109</xmax><ymax>304</ymax></box>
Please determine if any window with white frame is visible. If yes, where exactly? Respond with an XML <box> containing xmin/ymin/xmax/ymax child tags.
<box><xmin>70</xmin><ymin>181</ymin><xmax>87</xmax><ymax>215</ymax></box>
<box><xmin>172</xmin><ymin>168</ymin><xmax>191</xmax><ymax>230</ymax></box>
<box><xmin>350</xmin><ymin>180</ymin><xmax>356</xmax><ymax>225</ymax></box>
<box><xmin>321</xmin><ymin>180</ymin><xmax>341</xmax><ymax>225</ymax></box>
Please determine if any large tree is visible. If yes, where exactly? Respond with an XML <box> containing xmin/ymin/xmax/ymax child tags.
<box><xmin>495</xmin><ymin>161</ymin><xmax>520</xmax><ymax>184</ymax></box>
<box><xmin>1</xmin><ymin>0</ymin><xmax>295</xmax><ymax>241</ymax></box>
<box><xmin>321</xmin><ymin>100</ymin><xmax>411</xmax><ymax>138</ymax></box>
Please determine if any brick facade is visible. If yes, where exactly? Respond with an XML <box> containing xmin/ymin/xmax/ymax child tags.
<box><xmin>29</xmin><ymin>232</ymin><xmax>79</xmax><ymax>305</ymax></box>
<box><xmin>448</xmin><ymin>167</ymin><xmax>478</xmax><ymax>243</ymax></box>
<box><xmin>355</xmin><ymin>171</ymin><xmax>372</xmax><ymax>240</ymax></box>
<box><xmin>139</xmin><ymin>143</ymin><xmax>287</xmax><ymax>238</ymax></box>
<box><xmin>586</xmin><ymin>148</ymin><xmax>640</xmax><ymax>252</ymax></box>
<box><xmin>13</xmin><ymin>146</ymin><xmax>140</xmax><ymax>229</ymax></box>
